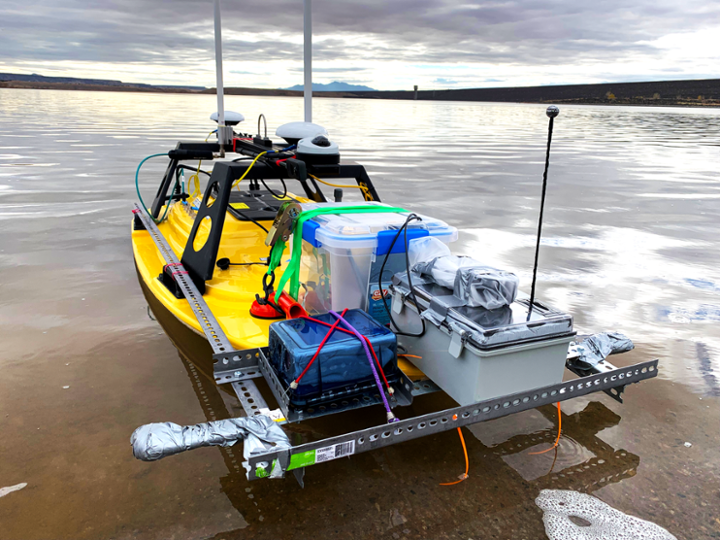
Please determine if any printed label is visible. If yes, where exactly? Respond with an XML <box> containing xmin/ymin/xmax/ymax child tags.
<box><xmin>368</xmin><ymin>282</ymin><xmax>392</xmax><ymax>326</ymax></box>
<box><xmin>288</xmin><ymin>450</ymin><xmax>316</xmax><ymax>470</ymax></box>
<box><xmin>314</xmin><ymin>441</ymin><xmax>356</xmax><ymax>463</ymax></box>
<box><xmin>230</xmin><ymin>202</ymin><xmax>250</xmax><ymax>210</ymax></box>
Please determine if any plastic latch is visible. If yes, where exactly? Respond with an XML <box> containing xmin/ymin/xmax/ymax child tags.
<box><xmin>448</xmin><ymin>327</ymin><xmax>467</xmax><ymax>358</ymax></box>
<box><xmin>392</xmin><ymin>291</ymin><xmax>405</xmax><ymax>314</ymax></box>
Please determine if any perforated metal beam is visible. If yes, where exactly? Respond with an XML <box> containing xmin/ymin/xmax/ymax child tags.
<box><xmin>245</xmin><ymin>359</ymin><xmax>658</xmax><ymax>480</ymax></box>
<box><xmin>132</xmin><ymin>204</ymin><xmax>268</xmax><ymax>414</ymax></box>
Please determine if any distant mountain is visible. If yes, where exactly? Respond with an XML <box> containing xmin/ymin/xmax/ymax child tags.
<box><xmin>0</xmin><ymin>72</ymin><xmax>126</xmax><ymax>86</ymax></box>
<box><xmin>0</xmin><ymin>72</ymin><xmax>205</xmax><ymax>91</ymax></box>
<box><xmin>283</xmin><ymin>81</ymin><xmax>376</xmax><ymax>92</ymax></box>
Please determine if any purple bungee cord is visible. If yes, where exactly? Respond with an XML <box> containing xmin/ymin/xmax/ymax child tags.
<box><xmin>329</xmin><ymin>310</ymin><xmax>397</xmax><ymax>423</ymax></box>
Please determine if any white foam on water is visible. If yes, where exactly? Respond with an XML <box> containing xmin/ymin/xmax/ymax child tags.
<box><xmin>535</xmin><ymin>489</ymin><xmax>677</xmax><ymax>540</ymax></box>
<box><xmin>0</xmin><ymin>483</ymin><xmax>27</xmax><ymax>498</ymax></box>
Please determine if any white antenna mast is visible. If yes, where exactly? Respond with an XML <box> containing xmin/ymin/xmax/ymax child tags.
<box><xmin>214</xmin><ymin>0</ymin><xmax>232</xmax><ymax>151</ymax></box>
<box><xmin>303</xmin><ymin>0</ymin><xmax>312</xmax><ymax>122</ymax></box>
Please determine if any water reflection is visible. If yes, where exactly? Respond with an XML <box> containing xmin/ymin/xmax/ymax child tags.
<box><xmin>145</xmin><ymin>274</ymin><xmax>641</xmax><ymax>536</ymax></box>
<box><xmin>1</xmin><ymin>89</ymin><xmax>718</xmax><ymax>539</ymax></box>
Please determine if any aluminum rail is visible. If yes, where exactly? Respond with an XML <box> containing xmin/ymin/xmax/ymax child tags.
<box><xmin>245</xmin><ymin>358</ymin><xmax>658</xmax><ymax>480</ymax></box>
<box><xmin>132</xmin><ymin>204</ymin><xmax>269</xmax><ymax>416</ymax></box>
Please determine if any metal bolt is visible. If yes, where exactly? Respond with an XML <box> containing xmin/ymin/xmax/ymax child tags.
<box><xmin>234</xmin><ymin>371</ymin><xmax>242</xmax><ymax>377</ymax></box>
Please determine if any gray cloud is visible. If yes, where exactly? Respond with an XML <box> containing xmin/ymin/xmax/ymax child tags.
<box><xmin>0</xmin><ymin>0</ymin><xmax>718</xmax><ymax>86</ymax></box>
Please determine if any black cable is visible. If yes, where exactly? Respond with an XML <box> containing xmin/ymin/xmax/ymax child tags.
<box><xmin>176</xmin><ymin>164</ymin><xmax>211</xmax><ymax>176</ymax></box>
<box><xmin>403</xmin><ymin>216</ymin><xmax>426</xmax><ymax>338</ymax></box>
<box><xmin>231</xmin><ymin>208</ymin><xmax>269</xmax><ymax>233</ymax></box>
<box><xmin>216</xmin><ymin>258</ymin><xmax>267</xmax><ymax>270</ymax></box>
<box><xmin>259</xmin><ymin>177</ymin><xmax>288</xmax><ymax>199</ymax></box>
<box><xmin>379</xmin><ymin>213</ymin><xmax>426</xmax><ymax>337</ymax></box>
<box><xmin>258</xmin><ymin>177</ymin><xmax>299</xmax><ymax>203</ymax></box>
<box><xmin>232</xmin><ymin>157</ymin><xmax>253</xmax><ymax>162</ymax></box>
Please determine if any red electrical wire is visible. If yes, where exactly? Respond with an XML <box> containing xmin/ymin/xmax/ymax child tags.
<box><xmin>294</xmin><ymin>309</ymin><xmax>348</xmax><ymax>385</ymax></box>
<box><xmin>300</xmin><ymin>315</ymin><xmax>392</xmax><ymax>392</ymax></box>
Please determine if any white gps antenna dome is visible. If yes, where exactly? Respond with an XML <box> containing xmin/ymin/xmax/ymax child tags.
<box><xmin>297</xmin><ymin>135</ymin><xmax>340</xmax><ymax>165</ymax></box>
<box><xmin>210</xmin><ymin>110</ymin><xmax>245</xmax><ymax>126</ymax></box>
<box><xmin>276</xmin><ymin>121</ymin><xmax>328</xmax><ymax>145</ymax></box>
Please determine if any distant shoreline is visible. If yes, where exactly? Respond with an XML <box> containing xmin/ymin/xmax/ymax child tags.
<box><xmin>2</xmin><ymin>78</ymin><xmax>720</xmax><ymax>108</ymax></box>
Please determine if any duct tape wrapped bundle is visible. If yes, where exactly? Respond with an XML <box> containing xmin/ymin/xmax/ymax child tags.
<box><xmin>453</xmin><ymin>265</ymin><xmax>519</xmax><ymax>310</ymax></box>
<box><xmin>571</xmin><ymin>332</ymin><xmax>635</xmax><ymax>368</ymax></box>
<box><xmin>409</xmin><ymin>237</ymin><xmax>519</xmax><ymax>310</ymax></box>
<box><xmin>131</xmin><ymin>415</ymin><xmax>290</xmax><ymax>478</ymax></box>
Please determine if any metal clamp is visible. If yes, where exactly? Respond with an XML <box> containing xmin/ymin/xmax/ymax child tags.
<box><xmin>391</xmin><ymin>289</ymin><xmax>406</xmax><ymax>315</ymax></box>
<box><xmin>448</xmin><ymin>323</ymin><xmax>468</xmax><ymax>358</ymax></box>
<box><xmin>266</xmin><ymin>201</ymin><xmax>301</xmax><ymax>247</ymax></box>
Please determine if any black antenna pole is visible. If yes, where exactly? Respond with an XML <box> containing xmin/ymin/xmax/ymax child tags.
<box><xmin>527</xmin><ymin>105</ymin><xmax>559</xmax><ymax>321</ymax></box>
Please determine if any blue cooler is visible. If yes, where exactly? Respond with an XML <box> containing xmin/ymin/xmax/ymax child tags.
<box><xmin>268</xmin><ymin>309</ymin><xmax>398</xmax><ymax>406</ymax></box>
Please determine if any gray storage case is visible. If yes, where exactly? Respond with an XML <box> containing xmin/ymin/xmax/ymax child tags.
<box><xmin>390</xmin><ymin>272</ymin><xmax>575</xmax><ymax>405</ymax></box>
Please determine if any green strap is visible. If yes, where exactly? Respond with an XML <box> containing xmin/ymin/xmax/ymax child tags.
<box><xmin>273</xmin><ymin>205</ymin><xmax>408</xmax><ymax>300</ymax></box>
<box><xmin>267</xmin><ymin>239</ymin><xmax>286</xmax><ymax>274</ymax></box>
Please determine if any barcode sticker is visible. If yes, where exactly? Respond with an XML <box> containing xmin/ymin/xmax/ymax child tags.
<box><xmin>315</xmin><ymin>441</ymin><xmax>356</xmax><ymax>463</ymax></box>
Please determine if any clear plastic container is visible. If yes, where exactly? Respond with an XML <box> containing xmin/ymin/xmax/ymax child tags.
<box><xmin>296</xmin><ymin>203</ymin><xmax>458</xmax><ymax>318</ymax></box>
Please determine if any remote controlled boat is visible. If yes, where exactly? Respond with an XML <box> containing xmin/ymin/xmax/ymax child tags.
<box><xmin>129</xmin><ymin>0</ymin><xmax>658</xmax><ymax>484</ymax></box>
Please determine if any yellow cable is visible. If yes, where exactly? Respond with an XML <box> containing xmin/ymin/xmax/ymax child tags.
<box><xmin>188</xmin><ymin>131</ymin><xmax>219</xmax><ymax>199</ymax></box>
<box><xmin>232</xmin><ymin>151</ymin><xmax>267</xmax><ymax>190</ymax></box>
<box><xmin>308</xmin><ymin>173</ymin><xmax>371</xmax><ymax>199</ymax></box>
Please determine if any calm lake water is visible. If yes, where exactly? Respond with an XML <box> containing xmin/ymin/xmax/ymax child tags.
<box><xmin>0</xmin><ymin>88</ymin><xmax>718</xmax><ymax>539</ymax></box>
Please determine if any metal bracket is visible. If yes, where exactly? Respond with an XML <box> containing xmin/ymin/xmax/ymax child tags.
<box><xmin>566</xmin><ymin>356</ymin><xmax>627</xmax><ymax>403</ymax></box>
<box><xmin>245</xmin><ymin>358</ymin><xmax>659</xmax><ymax>481</ymax></box>
<box><xmin>213</xmin><ymin>348</ymin><xmax>264</xmax><ymax>384</ymax></box>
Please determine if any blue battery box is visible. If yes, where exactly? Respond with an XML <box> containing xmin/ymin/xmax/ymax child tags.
<box><xmin>268</xmin><ymin>309</ymin><xmax>398</xmax><ymax>406</ymax></box>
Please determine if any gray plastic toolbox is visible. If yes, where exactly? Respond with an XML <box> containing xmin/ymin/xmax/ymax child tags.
<box><xmin>390</xmin><ymin>272</ymin><xmax>576</xmax><ymax>405</ymax></box>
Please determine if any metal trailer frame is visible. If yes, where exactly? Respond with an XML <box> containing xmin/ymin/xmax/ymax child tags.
<box><xmin>133</xmin><ymin>202</ymin><xmax>658</xmax><ymax>485</ymax></box>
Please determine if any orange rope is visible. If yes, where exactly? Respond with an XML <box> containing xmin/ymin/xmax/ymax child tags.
<box><xmin>529</xmin><ymin>402</ymin><xmax>562</xmax><ymax>455</ymax></box>
<box><xmin>398</xmin><ymin>354</ymin><xmax>422</xmax><ymax>359</ymax></box>
<box><xmin>440</xmin><ymin>417</ymin><xmax>469</xmax><ymax>486</ymax></box>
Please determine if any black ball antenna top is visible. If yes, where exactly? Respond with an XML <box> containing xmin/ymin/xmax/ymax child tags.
<box><xmin>546</xmin><ymin>105</ymin><xmax>560</xmax><ymax>118</ymax></box>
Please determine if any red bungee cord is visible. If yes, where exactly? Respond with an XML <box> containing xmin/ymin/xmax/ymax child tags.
<box><xmin>299</xmin><ymin>315</ymin><xmax>393</xmax><ymax>394</ymax></box>
<box><xmin>291</xmin><ymin>309</ymin><xmax>349</xmax><ymax>389</ymax></box>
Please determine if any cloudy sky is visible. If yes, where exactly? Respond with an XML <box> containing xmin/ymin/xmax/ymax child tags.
<box><xmin>1</xmin><ymin>0</ymin><xmax>719</xmax><ymax>90</ymax></box>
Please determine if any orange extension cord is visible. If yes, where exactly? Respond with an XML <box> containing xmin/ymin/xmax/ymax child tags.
<box><xmin>440</xmin><ymin>416</ymin><xmax>469</xmax><ymax>486</ymax></box>
<box><xmin>440</xmin><ymin>402</ymin><xmax>563</xmax><ymax>486</ymax></box>
<box><xmin>529</xmin><ymin>402</ymin><xmax>562</xmax><ymax>455</ymax></box>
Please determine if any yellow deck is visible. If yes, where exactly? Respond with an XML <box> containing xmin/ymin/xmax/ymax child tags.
<box><xmin>132</xmin><ymin>197</ymin><xmax>425</xmax><ymax>378</ymax></box>
<box><xmin>132</xmin><ymin>197</ymin><xmax>301</xmax><ymax>350</ymax></box>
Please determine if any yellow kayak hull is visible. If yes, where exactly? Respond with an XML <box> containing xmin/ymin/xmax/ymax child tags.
<box><xmin>132</xmin><ymin>198</ymin><xmax>425</xmax><ymax>379</ymax></box>
<box><xmin>132</xmin><ymin>198</ymin><xmax>300</xmax><ymax>350</ymax></box>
